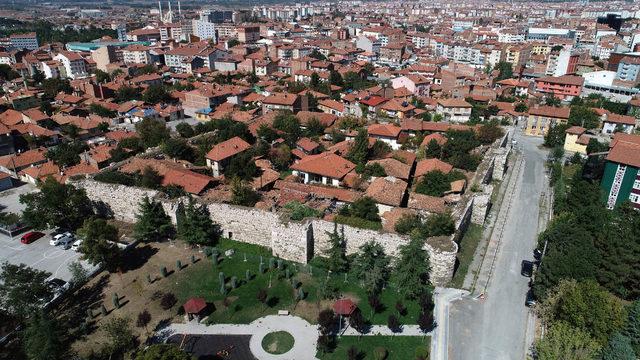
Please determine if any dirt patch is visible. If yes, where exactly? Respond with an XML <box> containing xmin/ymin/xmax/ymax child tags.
<box><xmin>57</xmin><ymin>239</ymin><xmax>205</xmax><ymax>357</ymax></box>
<box><xmin>292</xmin><ymin>299</ymin><xmax>334</xmax><ymax>323</ymax></box>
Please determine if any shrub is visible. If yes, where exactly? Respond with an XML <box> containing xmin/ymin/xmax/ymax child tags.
<box><xmin>415</xmin><ymin>345</ymin><xmax>430</xmax><ymax>359</ymax></box>
<box><xmin>283</xmin><ymin>201</ymin><xmax>321</xmax><ymax>221</ymax></box>
<box><xmin>339</xmin><ymin>197</ymin><xmax>380</xmax><ymax>222</ymax></box>
<box><xmin>334</xmin><ymin>215</ymin><xmax>382</xmax><ymax>231</ymax></box>
<box><xmin>395</xmin><ymin>214</ymin><xmax>422</xmax><ymax>234</ymax></box>
<box><xmin>373</xmin><ymin>347</ymin><xmax>388</xmax><ymax>360</ymax></box>
<box><xmin>160</xmin><ymin>292</ymin><xmax>177</xmax><ymax>310</ymax></box>
<box><xmin>94</xmin><ymin>171</ymin><xmax>138</xmax><ymax>186</ymax></box>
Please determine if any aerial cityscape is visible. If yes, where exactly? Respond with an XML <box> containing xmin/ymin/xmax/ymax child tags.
<box><xmin>0</xmin><ymin>0</ymin><xmax>639</xmax><ymax>359</ymax></box>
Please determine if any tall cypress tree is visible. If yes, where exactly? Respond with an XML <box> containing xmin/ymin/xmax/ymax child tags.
<box><xmin>394</xmin><ymin>238</ymin><xmax>432</xmax><ymax>299</ymax></box>
<box><xmin>133</xmin><ymin>196</ymin><xmax>174</xmax><ymax>242</ymax></box>
<box><xmin>177</xmin><ymin>198</ymin><xmax>221</xmax><ymax>246</ymax></box>
<box><xmin>346</xmin><ymin>128</ymin><xmax>369</xmax><ymax>166</ymax></box>
<box><xmin>324</xmin><ymin>223</ymin><xmax>348</xmax><ymax>273</ymax></box>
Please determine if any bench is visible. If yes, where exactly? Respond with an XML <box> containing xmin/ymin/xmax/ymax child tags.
<box><xmin>278</xmin><ymin>310</ymin><xmax>289</xmax><ymax>316</ymax></box>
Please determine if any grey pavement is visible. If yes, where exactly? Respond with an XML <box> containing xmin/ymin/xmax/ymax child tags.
<box><xmin>0</xmin><ymin>183</ymin><xmax>96</xmax><ymax>282</ymax></box>
<box><xmin>0</xmin><ymin>182</ymin><xmax>36</xmax><ymax>214</ymax></box>
<box><xmin>0</xmin><ymin>229</ymin><xmax>96</xmax><ymax>282</ymax></box>
<box><xmin>447</xmin><ymin>130</ymin><xmax>548</xmax><ymax>360</ymax></box>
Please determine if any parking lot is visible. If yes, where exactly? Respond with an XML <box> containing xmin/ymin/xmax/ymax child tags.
<box><xmin>0</xmin><ymin>184</ymin><xmax>97</xmax><ymax>282</ymax></box>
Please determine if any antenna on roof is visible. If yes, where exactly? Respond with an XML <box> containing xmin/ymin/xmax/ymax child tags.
<box><xmin>158</xmin><ymin>1</ymin><xmax>163</xmax><ymax>21</ymax></box>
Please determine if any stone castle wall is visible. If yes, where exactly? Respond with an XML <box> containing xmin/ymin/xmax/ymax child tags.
<box><xmin>75</xmin><ymin>179</ymin><xmax>458</xmax><ymax>285</ymax></box>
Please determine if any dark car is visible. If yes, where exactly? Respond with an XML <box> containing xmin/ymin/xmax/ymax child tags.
<box><xmin>533</xmin><ymin>249</ymin><xmax>542</xmax><ymax>262</ymax></box>
<box><xmin>20</xmin><ymin>231</ymin><xmax>44</xmax><ymax>244</ymax></box>
<box><xmin>525</xmin><ymin>288</ymin><xmax>537</xmax><ymax>307</ymax></box>
<box><xmin>521</xmin><ymin>260</ymin><xmax>534</xmax><ymax>277</ymax></box>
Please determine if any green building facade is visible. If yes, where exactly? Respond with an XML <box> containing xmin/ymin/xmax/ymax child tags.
<box><xmin>601</xmin><ymin>160</ymin><xmax>640</xmax><ymax>209</ymax></box>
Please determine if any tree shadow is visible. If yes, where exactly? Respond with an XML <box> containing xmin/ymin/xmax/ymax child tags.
<box><xmin>266</xmin><ymin>296</ymin><xmax>279</xmax><ymax>308</ymax></box>
<box><xmin>121</xmin><ymin>244</ymin><xmax>159</xmax><ymax>272</ymax></box>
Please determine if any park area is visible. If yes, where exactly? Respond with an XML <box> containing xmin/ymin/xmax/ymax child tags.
<box><xmin>58</xmin><ymin>235</ymin><xmax>433</xmax><ymax>358</ymax></box>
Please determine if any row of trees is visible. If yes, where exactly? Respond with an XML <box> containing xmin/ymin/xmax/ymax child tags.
<box><xmin>533</xmin><ymin>156</ymin><xmax>640</xmax><ymax>359</ymax></box>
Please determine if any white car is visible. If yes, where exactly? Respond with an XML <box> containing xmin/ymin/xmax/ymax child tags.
<box><xmin>71</xmin><ymin>239</ymin><xmax>83</xmax><ymax>251</ymax></box>
<box><xmin>50</xmin><ymin>232</ymin><xmax>74</xmax><ymax>246</ymax></box>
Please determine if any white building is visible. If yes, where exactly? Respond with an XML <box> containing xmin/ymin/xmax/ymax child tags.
<box><xmin>53</xmin><ymin>51</ymin><xmax>87</xmax><ymax>79</ymax></box>
<box><xmin>192</xmin><ymin>19</ymin><xmax>217</xmax><ymax>41</ymax></box>
<box><xmin>9</xmin><ymin>32</ymin><xmax>39</xmax><ymax>51</ymax></box>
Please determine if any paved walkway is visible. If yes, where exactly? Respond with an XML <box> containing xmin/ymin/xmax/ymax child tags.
<box><xmin>165</xmin><ymin>315</ymin><xmax>318</xmax><ymax>360</ymax></box>
<box><xmin>163</xmin><ymin>314</ymin><xmax>433</xmax><ymax>359</ymax></box>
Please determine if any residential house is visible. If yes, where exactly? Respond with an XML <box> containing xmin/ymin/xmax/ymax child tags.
<box><xmin>525</xmin><ymin>106</ymin><xmax>571</xmax><ymax>137</ymax></box>
<box><xmin>436</xmin><ymin>98</ymin><xmax>472</xmax><ymax>123</ymax></box>
<box><xmin>367</xmin><ymin>123</ymin><xmax>402</xmax><ymax>150</ymax></box>
<box><xmin>291</xmin><ymin>152</ymin><xmax>356</xmax><ymax>187</ymax></box>
<box><xmin>205</xmin><ymin>136</ymin><xmax>251</xmax><ymax>177</ymax></box>
<box><xmin>262</xmin><ymin>93</ymin><xmax>308</xmax><ymax>114</ymax></box>
<box><xmin>601</xmin><ymin>113</ymin><xmax>636</xmax><ymax>135</ymax></box>
<box><xmin>563</xmin><ymin>126</ymin><xmax>590</xmax><ymax>155</ymax></box>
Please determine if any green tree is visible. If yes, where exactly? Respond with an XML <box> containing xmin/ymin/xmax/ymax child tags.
<box><xmin>624</xmin><ymin>300</ymin><xmax>640</xmax><ymax>354</ymax></box>
<box><xmin>324</xmin><ymin>223</ymin><xmax>348</xmax><ymax>273</ymax></box>
<box><xmin>602</xmin><ymin>333</ymin><xmax>636</xmax><ymax>360</ymax></box>
<box><xmin>415</xmin><ymin>170</ymin><xmax>451</xmax><ymax>197</ymax></box>
<box><xmin>569</xmin><ymin>106</ymin><xmax>600</xmax><ymax>129</ymax></box>
<box><xmin>224</xmin><ymin>152</ymin><xmax>259</xmax><ymax>180</ymax></box>
<box><xmin>67</xmin><ymin>261</ymin><xmax>88</xmax><ymax>286</ymax></box>
<box><xmin>535</xmin><ymin>321</ymin><xmax>600</xmax><ymax>360</ymax></box>
<box><xmin>32</xmin><ymin>69</ymin><xmax>45</xmax><ymax>84</ymax></box>
<box><xmin>176</xmin><ymin>122</ymin><xmax>194</xmax><ymax>138</ymax></box>
<box><xmin>586</xmin><ymin>138</ymin><xmax>608</xmax><ymax>154</ymax></box>
<box><xmin>20</xmin><ymin>178</ymin><xmax>93</xmax><ymax>230</ymax></box>
<box><xmin>230</xmin><ymin>178</ymin><xmax>260</xmax><ymax>206</ymax></box>
<box><xmin>477</xmin><ymin>121</ymin><xmax>504</xmax><ymax>144</ymax></box>
<box><xmin>23</xmin><ymin>312</ymin><xmax>65</xmax><ymax>360</ymax></box>
<box><xmin>115</xmin><ymin>85</ymin><xmax>141</xmax><ymax>103</ymax></box>
<box><xmin>493</xmin><ymin>61</ymin><xmax>513</xmax><ymax>81</ymax></box>
<box><xmin>539</xmin><ymin>279</ymin><xmax>626</xmax><ymax>345</ymax></box>
<box><xmin>77</xmin><ymin>218</ymin><xmax>122</xmax><ymax>271</ymax></box>
<box><xmin>543</xmin><ymin>123</ymin><xmax>570</xmax><ymax>148</ymax></box>
<box><xmin>162</xmin><ymin>137</ymin><xmax>195</xmax><ymax>162</ymax></box>
<box><xmin>45</xmin><ymin>141</ymin><xmax>88</xmax><ymax>167</ymax></box>
<box><xmin>544</xmin><ymin>95</ymin><xmax>561</xmax><ymax>107</ymax></box>
<box><xmin>0</xmin><ymin>262</ymin><xmax>52</xmax><ymax>318</ymax></box>
<box><xmin>133</xmin><ymin>196</ymin><xmax>174</xmax><ymax>242</ymax></box>
<box><xmin>273</xmin><ymin>111</ymin><xmax>302</xmax><ymax>145</ymax></box>
<box><xmin>135</xmin><ymin>344</ymin><xmax>193</xmax><ymax>360</ymax></box>
<box><xmin>135</xmin><ymin>118</ymin><xmax>170</xmax><ymax>148</ymax></box>
<box><xmin>346</xmin><ymin>128</ymin><xmax>369</xmax><ymax>165</ymax></box>
<box><xmin>142</xmin><ymin>84</ymin><xmax>170</xmax><ymax>104</ymax></box>
<box><xmin>41</xmin><ymin>78</ymin><xmax>72</xmax><ymax>99</ymax></box>
<box><xmin>305</xmin><ymin>117</ymin><xmax>325</xmax><ymax>137</ymax></box>
<box><xmin>177</xmin><ymin>198</ymin><xmax>221</xmax><ymax>246</ymax></box>
<box><xmin>424</xmin><ymin>139</ymin><xmax>442</xmax><ymax>159</ymax></box>
<box><xmin>352</xmin><ymin>241</ymin><xmax>390</xmax><ymax>295</ymax></box>
<box><xmin>139</xmin><ymin>166</ymin><xmax>163</xmax><ymax>189</ymax></box>
<box><xmin>102</xmin><ymin>316</ymin><xmax>135</xmax><ymax>357</ymax></box>
<box><xmin>340</xmin><ymin>196</ymin><xmax>380</xmax><ymax>222</ymax></box>
<box><xmin>95</xmin><ymin>69</ymin><xmax>111</xmax><ymax>83</ymax></box>
<box><xmin>394</xmin><ymin>238</ymin><xmax>432</xmax><ymax>299</ymax></box>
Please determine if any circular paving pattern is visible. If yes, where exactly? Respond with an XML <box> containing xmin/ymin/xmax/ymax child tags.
<box><xmin>261</xmin><ymin>331</ymin><xmax>295</xmax><ymax>355</ymax></box>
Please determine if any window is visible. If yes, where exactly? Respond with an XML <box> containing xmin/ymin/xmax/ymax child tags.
<box><xmin>630</xmin><ymin>193</ymin><xmax>640</xmax><ymax>204</ymax></box>
<box><xmin>634</xmin><ymin>180</ymin><xmax>640</xmax><ymax>190</ymax></box>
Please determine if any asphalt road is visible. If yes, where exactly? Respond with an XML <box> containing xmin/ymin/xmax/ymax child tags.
<box><xmin>448</xmin><ymin>131</ymin><xmax>548</xmax><ymax>360</ymax></box>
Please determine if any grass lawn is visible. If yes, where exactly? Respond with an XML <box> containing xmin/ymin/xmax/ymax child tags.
<box><xmin>261</xmin><ymin>331</ymin><xmax>295</xmax><ymax>354</ymax></box>
<box><xmin>171</xmin><ymin>239</ymin><xmax>431</xmax><ymax>326</ymax></box>
<box><xmin>317</xmin><ymin>335</ymin><xmax>430</xmax><ymax>359</ymax></box>
<box><xmin>449</xmin><ymin>224</ymin><xmax>483</xmax><ymax>289</ymax></box>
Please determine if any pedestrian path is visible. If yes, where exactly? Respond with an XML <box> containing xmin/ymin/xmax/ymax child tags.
<box><xmin>162</xmin><ymin>314</ymin><xmax>433</xmax><ymax>359</ymax></box>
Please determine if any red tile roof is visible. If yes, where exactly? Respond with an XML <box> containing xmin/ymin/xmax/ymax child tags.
<box><xmin>290</xmin><ymin>152</ymin><xmax>355</xmax><ymax>180</ymax></box>
<box><xmin>415</xmin><ymin>158</ymin><xmax>454</xmax><ymax>177</ymax></box>
<box><xmin>205</xmin><ymin>137</ymin><xmax>251</xmax><ymax>162</ymax></box>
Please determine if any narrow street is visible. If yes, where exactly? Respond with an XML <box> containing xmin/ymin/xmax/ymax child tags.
<box><xmin>447</xmin><ymin>132</ymin><xmax>548</xmax><ymax>360</ymax></box>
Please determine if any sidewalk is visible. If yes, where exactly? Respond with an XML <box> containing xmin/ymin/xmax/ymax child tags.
<box><xmin>471</xmin><ymin>151</ymin><xmax>525</xmax><ymax>296</ymax></box>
